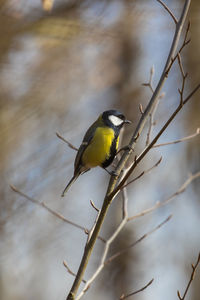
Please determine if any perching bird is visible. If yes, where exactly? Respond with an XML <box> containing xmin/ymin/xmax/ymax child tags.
<box><xmin>61</xmin><ymin>110</ymin><xmax>131</xmax><ymax>197</ymax></box>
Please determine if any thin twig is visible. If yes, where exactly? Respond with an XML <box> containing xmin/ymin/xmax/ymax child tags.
<box><xmin>120</xmin><ymin>278</ymin><xmax>154</xmax><ymax>299</ymax></box>
<box><xmin>153</xmin><ymin>128</ymin><xmax>200</xmax><ymax>148</ymax></box>
<box><xmin>142</xmin><ymin>65</ymin><xmax>162</xmax><ymax>147</ymax></box>
<box><xmin>165</xmin><ymin>21</ymin><xmax>191</xmax><ymax>76</ymax></box>
<box><xmin>156</xmin><ymin>0</ymin><xmax>178</xmax><ymax>24</ymax></box>
<box><xmin>177</xmin><ymin>53</ymin><xmax>188</xmax><ymax>105</ymax></box>
<box><xmin>122</xmin><ymin>157</ymin><xmax>162</xmax><ymax>189</ymax></box>
<box><xmin>177</xmin><ymin>53</ymin><xmax>186</xmax><ymax>79</ymax></box>
<box><xmin>177</xmin><ymin>252</ymin><xmax>200</xmax><ymax>300</ymax></box>
<box><xmin>90</xmin><ymin>200</ymin><xmax>100</xmax><ymax>212</ymax></box>
<box><xmin>10</xmin><ymin>185</ymin><xmax>105</xmax><ymax>243</ymax></box>
<box><xmin>146</xmin><ymin>93</ymin><xmax>165</xmax><ymax>146</ymax></box>
<box><xmin>63</xmin><ymin>261</ymin><xmax>87</xmax><ymax>284</ymax></box>
<box><xmin>145</xmin><ymin>20</ymin><xmax>190</xmax><ymax>146</ymax></box>
<box><xmin>128</xmin><ymin>172</ymin><xmax>200</xmax><ymax>221</ymax></box>
<box><xmin>139</xmin><ymin>103</ymin><xmax>144</xmax><ymax>114</ymax></box>
<box><xmin>106</xmin><ymin>215</ymin><xmax>172</xmax><ymax>264</ymax></box>
<box><xmin>56</xmin><ymin>132</ymin><xmax>78</xmax><ymax>151</ymax></box>
<box><xmin>121</xmin><ymin>179</ymin><xmax>128</xmax><ymax>220</ymax></box>
<box><xmin>142</xmin><ymin>65</ymin><xmax>155</xmax><ymax>93</ymax></box>
<box><xmin>87</xmin><ymin>207</ymin><xmax>101</xmax><ymax>243</ymax></box>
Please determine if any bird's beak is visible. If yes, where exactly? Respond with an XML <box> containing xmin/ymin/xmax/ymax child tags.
<box><xmin>124</xmin><ymin>119</ymin><xmax>131</xmax><ymax>124</ymax></box>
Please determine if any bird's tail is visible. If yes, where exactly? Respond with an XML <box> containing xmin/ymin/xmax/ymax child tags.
<box><xmin>61</xmin><ymin>173</ymin><xmax>79</xmax><ymax>197</ymax></box>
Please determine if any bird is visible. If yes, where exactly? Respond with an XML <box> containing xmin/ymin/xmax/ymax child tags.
<box><xmin>61</xmin><ymin>110</ymin><xmax>131</xmax><ymax>197</ymax></box>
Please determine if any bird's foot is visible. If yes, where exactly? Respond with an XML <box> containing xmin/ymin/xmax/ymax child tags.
<box><xmin>104</xmin><ymin>168</ymin><xmax>118</xmax><ymax>177</ymax></box>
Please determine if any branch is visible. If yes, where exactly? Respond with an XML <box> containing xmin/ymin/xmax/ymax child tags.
<box><xmin>165</xmin><ymin>21</ymin><xmax>191</xmax><ymax>76</ymax></box>
<box><xmin>156</xmin><ymin>0</ymin><xmax>178</xmax><ymax>24</ymax></box>
<box><xmin>122</xmin><ymin>157</ymin><xmax>162</xmax><ymax>189</ymax></box>
<box><xmin>63</xmin><ymin>261</ymin><xmax>86</xmax><ymax>284</ymax></box>
<box><xmin>105</xmin><ymin>215</ymin><xmax>172</xmax><ymax>264</ymax></box>
<box><xmin>142</xmin><ymin>65</ymin><xmax>155</xmax><ymax>94</ymax></box>
<box><xmin>120</xmin><ymin>278</ymin><xmax>154</xmax><ymax>299</ymax></box>
<box><xmin>10</xmin><ymin>185</ymin><xmax>105</xmax><ymax>242</ymax></box>
<box><xmin>90</xmin><ymin>200</ymin><xmax>100</xmax><ymax>212</ymax></box>
<box><xmin>128</xmin><ymin>172</ymin><xmax>200</xmax><ymax>221</ymax></box>
<box><xmin>177</xmin><ymin>252</ymin><xmax>200</xmax><ymax>300</ymax></box>
<box><xmin>143</xmin><ymin>65</ymin><xmax>158</xmax><ymax>146</ymax></box>
<box><xmin>153</xmin><ymin>128</ymin><xmax>200</xmax><ymax>148</ymax></box>
<box><xmin>56</xmin><ymin>132</ymin><xmax>78</xmax><ymax>151</ymax></box>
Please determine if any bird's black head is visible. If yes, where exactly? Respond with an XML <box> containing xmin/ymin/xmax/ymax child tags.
<box><xmin>102</xmin><ymin>110</ymin><xmax>131</xmax><ymax>129</ymax></box>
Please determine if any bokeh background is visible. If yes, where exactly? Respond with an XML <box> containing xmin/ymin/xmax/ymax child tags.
<box><xmin>0</xmin><ymin>0</ymin><xmax>200</xmax><ymax>299</ymax></box>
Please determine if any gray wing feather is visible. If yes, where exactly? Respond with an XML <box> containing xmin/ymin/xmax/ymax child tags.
<box><xmin>74</xmin><ymin>120</ymin><xmax>98</xmax><ymax>173</ymax></box>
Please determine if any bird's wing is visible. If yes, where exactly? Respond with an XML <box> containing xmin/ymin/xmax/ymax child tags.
<box><xmin>74</xmin><ymin>121</ymin><xmax>98</xmax><ymax>173</ymax></box>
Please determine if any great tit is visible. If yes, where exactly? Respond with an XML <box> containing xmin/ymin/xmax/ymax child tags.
<box><xmin>61</xmin><ymin>110</ymin><xmax>131</xmax><ymax>197</ymax></box>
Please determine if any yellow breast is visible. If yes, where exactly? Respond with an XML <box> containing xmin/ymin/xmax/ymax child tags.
<box><xmin>82</xmin><ymin>127</ymin><xmax>116</xmax><ymax>168</ymax></box>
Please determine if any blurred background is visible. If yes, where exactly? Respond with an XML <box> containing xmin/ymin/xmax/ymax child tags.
<box><xmin>0</xmin><ymin>0</ymin><xmax>200</xmax><ymax>299</ymax></box>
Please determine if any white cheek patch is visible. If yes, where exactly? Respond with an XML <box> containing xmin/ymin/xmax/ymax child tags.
<box><xmin>108</xmin><ymin>115</ymin><xmax>124</xmax><ymax>126</ymax></box>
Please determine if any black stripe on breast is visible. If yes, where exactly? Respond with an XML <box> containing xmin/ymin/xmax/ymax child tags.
<box><xmin>102</xmin><ymin>132</ymin><xmax>118</xmax><ymax>168</ymax></box>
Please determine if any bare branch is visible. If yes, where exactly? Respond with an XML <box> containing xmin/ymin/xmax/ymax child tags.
<box><xmin>90</xmin><ymin>200</ymin><xmax>100</xmax><ymax>212</ymax></box>
<box><xmin>146</xmin><ymin>113</ymin><xmax>155</xmax><ymax>146</ymax></box>
<box><xmin>122</xmin><ymin>157</ymin><xmax>162</xmax><ymax>189</ymax></box>
<box><xmin>139</xmin><ymin>103</ymin><xmax>144</xmax><ymax>114</ymax></box>
<box><xmin>128</xmin><ymin>172</ymin><xmax>200</xmax><ymax>221</ymax></box>
<box><xmin>120</xmin><ymin>278</ymin><xmax>154</xmax><ymax>299</ymax></box>
<box><xmin>56</xmin><ymin>132</ymin><xmax>78</xmax><ymax>151</ymax></box>
<box><xmin>177</xmin><ymin>53</ymin><xmax>186</xmax><ymax>78</ymax></box>
<box><xmin>142</xmin><ymin>65</ymin><xmax>155</xmax><ymax>94</ymax></box>
<box><xmin>177</xmin><ymin>252</ymin><xmax>200</xmax><ymax>300</ymax></box>
<box><xmin>153</xmin><ymin>128</ymin><xmax>200</xmax><ymax>148</ymax></box>
<box><xmin>142</xmin><ymin>66</ymin><xmax>163</xmax><ymax>146</ymax></box>
<box><xmin>121</xmin><ymin>181</ymin><xmax>128</xmax><ymax>220</ymax></box>
<box><xmin>145</xmin><ymin>94</ymin><xmax>165</xmax><ymax>147</ymax></box>
<box><xmin>63</xmin><ymin>261</ymin><xmax>86</xmax><ymax>284</ymax></box>
<box><xmin>165</xmin><ymin>21</ymin><xmax>191</xmax><ymax>76</ymax></box>
<box><xmin>87</xmin><ymin>204</ymin><xmax>102</xmax><ymax>244</ymax></box>
<box><xmin>156</xmin><ymin>0</ymin><xmax>178</xmax><ymax>24</ymax></box>
<box><xmin>106</xmin><ymin>215</ymin><xmax>172</xmax><ymax>264</ymax></box>
<box><xmin>177</xmin><ymin>53</ymin><xmax>188</xmax><ymax>105</ymax></box>
<box><xmin>183</xmin><ymin>83</ymin><xmax>200</xmax><ymax>104</ymax></box>
<box><xmin>10</xmin><ymin>185</ymin><xmax>105</xmax><ymax>243</ymax></box>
